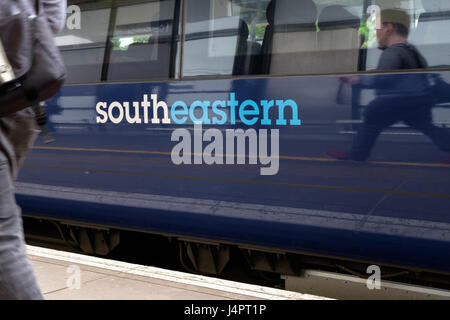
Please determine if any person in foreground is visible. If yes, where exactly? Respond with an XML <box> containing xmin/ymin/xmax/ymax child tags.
<box><xmin>0</xmin><ymin>0</ymin><xmax>66</xmax><ymax>300</ymax></box>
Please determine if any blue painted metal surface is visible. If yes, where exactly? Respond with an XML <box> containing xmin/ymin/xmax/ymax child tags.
<box><xmin>16</xmin><ymin>71</ymin><xmax>450</xmax><ymax>272</ymax></box>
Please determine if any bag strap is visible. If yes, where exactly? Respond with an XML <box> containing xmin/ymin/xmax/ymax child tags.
<box><xmin>399</xmin><ymin>43</ymin><xmax>445</xmax><ymax>82</ymax></box>
<box><xmin>399</xmin><ymin>42</ymin><xmax>427</xmax><ymax>69</ymax></box>
<box><xmin>34</xmin><ymin>0</ymin><xmax>40</xmax><ymax>15</ymax></box>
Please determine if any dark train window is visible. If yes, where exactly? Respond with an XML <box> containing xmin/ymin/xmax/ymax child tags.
<box><xmin>56</xmin><ymin>0</ymin><xmax>178</xmax><ymax>83</ymax></box>
<box><xmin>56</xmin><ymin>0</ymin><xmax>450</xmax><ymax>82</ymax></box>
<box><xmin>55</xmin><ymin>2</ymin><xmax>111</xmax><ymax>83</ymax></box>
<box><xmin>261</xmin><ymin>0</ymin><xmax>364</xmax><ymax>75</ymax></box>
<box><xmin>182</xmin><ymin>0</ymin><xmax>267</xmax><ymax>77</ymax></box>
<box><xmin>364</xmin><ymin>0</ymin><xmax>450</xmax><ymax>71</ymax></box>
<box><xmin>181</xmin><ymin>0</ymin><xmax>365</xmax><ymax>77</ymax></box>
<box><xmin>409</xmin><ymin>0</ymin><xmax>450</xmax><ymax>69</ymax></box>
<box><xmin>259</xmin><ymin>0</ymin><xmax>450</xmax><ymax>75</ymax></box>
<box><xmin>107</xmin><ymin>0</ymin><xmax>178</xmax><ymax>81</ymax></box>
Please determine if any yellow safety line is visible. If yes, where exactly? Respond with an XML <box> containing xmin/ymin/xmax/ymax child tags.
<box><xmin>22</xmin><ymin>164</ymin><xmax>450</xmax><ymax>199</ymax></box>
<box><xmin>32</xmin><ymin>146</ymin><xmax>450</xmax><ymax>168</ymax></box>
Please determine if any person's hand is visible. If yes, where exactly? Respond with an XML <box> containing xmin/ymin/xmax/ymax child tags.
<box><xmin>340</xmin><ymin>75</ymin><xmax>360</xmax><ymax>85</ymax></box>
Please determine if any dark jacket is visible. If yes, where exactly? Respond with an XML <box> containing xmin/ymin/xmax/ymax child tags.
<box><xmin>360</xmin><ymin>43</ymin><xmax>430</xmax><ymax>99</ymax></box>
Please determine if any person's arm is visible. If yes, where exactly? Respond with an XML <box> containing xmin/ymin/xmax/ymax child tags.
<box><xmin>358</xmin><ymin>48</ymin><xmax>403</xmax><ymax>88</ymax></box>
<box><xmin>41</xmin><ymin>0</ymin><xmax>67</xmax><ymax>34</ymax></box>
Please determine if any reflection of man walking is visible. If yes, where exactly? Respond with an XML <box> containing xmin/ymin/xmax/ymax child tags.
<box><xmin>0</xmin><ymin>0</ymin><xmax>66</xmax><ymax>300</ymax></box>
<box><xmin>328</xmin><ymin>9</ymin><xmax>450</xmax><ymax>162</ymax></box>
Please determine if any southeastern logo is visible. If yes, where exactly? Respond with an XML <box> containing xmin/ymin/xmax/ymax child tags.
<box><xmin>95</xmin><ymin>92</ymin><xmax>301</xmax><ymax>176</ymax></box>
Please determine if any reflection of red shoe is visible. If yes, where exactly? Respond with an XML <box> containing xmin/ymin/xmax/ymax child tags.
<box><xmin>326</xmin><ymin>151</ymin><xmax>352</xmax><ymax>160</ymax></box>
<box><xmin>440</xmin><ymin>157</ymin><xmax>450</xmax><ymax>165</ymax></box>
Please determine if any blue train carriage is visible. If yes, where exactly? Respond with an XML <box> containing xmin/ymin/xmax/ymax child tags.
<box><xmin>17</xmin><ymin>0</ymin><xmax>450</xmax><ymax>295</ymax></box>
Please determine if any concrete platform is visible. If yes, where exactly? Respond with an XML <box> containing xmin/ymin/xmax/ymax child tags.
<box><xmin>26</xmin><ymin>245</ymin><xmax>327</xmax><ymax>300</ymax></box>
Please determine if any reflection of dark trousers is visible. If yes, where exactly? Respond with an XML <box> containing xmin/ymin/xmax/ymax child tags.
<box><xmin>351</xmin><ymin>96</ymin><xmax>450</xmax><ymax>161</ymax></box>
<box><xmin>0</xmin><ymin>152</ymin><xmax>43</xmax><ymax>300</ymax></box>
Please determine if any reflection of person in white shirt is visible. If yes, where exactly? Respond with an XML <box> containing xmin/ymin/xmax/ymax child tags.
<box><xmin>0</xmin><ymin>0</ymin><xmax>66</xmax><ymax>300</ymax></box>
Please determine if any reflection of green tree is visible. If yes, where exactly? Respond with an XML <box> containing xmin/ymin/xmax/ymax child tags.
<box><xmin>254</xmin><ymin>24</ymin><xmax>266</xmax><ymax>39</ymax></box>
<box><xmin>112</xmin><ymin>35</ymin><xmax>150</xmax><ymax>51</ymax></box>
<box><xmin>359</xmin><ymin>19</ymin><xmax>377</xmax><ymax>49</ymax></box>
<box><xmin>248</xmin><ymin>24</ymin><xmax>267</xmax><ymax>41</ymax></box>
<box><xmin>133</xmin><ymin>35</ymin><xmax>150</xmax><ymax>44</ymax></box>
<box><xmin>112</xmin><ymin>38</ymin><xmax>123</xmax><ymax>51</ymax></box>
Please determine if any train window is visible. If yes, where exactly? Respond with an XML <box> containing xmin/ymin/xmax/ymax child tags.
<box><xmin>261</xmin><ymin>0</ymin><xmax>364</xmax><ymax>76</ymax></box>
<box><xmin>55</xmin><ymin>2</ymin><xmax>111</xmax><ymax>83</ymax></box>
<box><xmin>315</xmin><ymin>1</ymin><xmax>363</xmax><ymax>73</ymax></box>
<box><xmin>56</xmin><ymin>0</ymin><xmax>450</xmax><ymax>82</ymax></box>
<box><xmin>360</xmin><ymin>0</ymin><xmax>450</xmax><ymax>71</ymax></box>
<box><xmin>261</xmin><ymin>0</ymin><xmax>450</xmax><ymax>75</ymax></box>
<box><xmin>107</xmin><ymin>0</ymin><xmax>178</xmax><ymax>81</ymax></box>
<box><xmin>182</xmin><ymin>0</ymin><xmax>267</xmax><ymax>77</ymax></box>
<box><xmin>409</xmin><ymin>0</ymin><xmax>450</xmax><ymax>69</ymax></box>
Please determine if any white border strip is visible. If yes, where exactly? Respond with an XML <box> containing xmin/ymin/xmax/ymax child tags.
<box><xmin>17</xmin><ymin>182</ymin><xmax>450</xmax><ymax>242</ymax></box>
<box><xmin>27</xmin><ymin>245</ymin><xmax>330</xmax><ymax>300</ymax></box>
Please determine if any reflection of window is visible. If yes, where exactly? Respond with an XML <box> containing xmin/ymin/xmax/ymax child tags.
<box><xmin>57</xmin><ymin>0</ymin><xmax>450</xmax><ymax>82</ymax></box>
<box><xmin>55</xmin><ymin>7</ymin><xmax>111</xmax><ymax>83</ymax></box>
<box><xmin>107</xmin><ymin>0</ymin><xmax>177</xmax><ymax>81</ymax></box>
<box><xmin>261</xmin><ymin>0</ymin><xmax>364</xmax><ymax>75</ymax></box>
<box><xmin>409</xmin><ymin>0</ymin><xmax>450</xmax><ymax>68</ymax></box>
<box><xmin>55</xmin><ymin>0</ymin><xmax>178</xmax><ymax>83</ymax></box>
<box><xmin>182</xmin><ymin>0</ymin><xmax>265</xmax><ymax>77</ymax></box>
